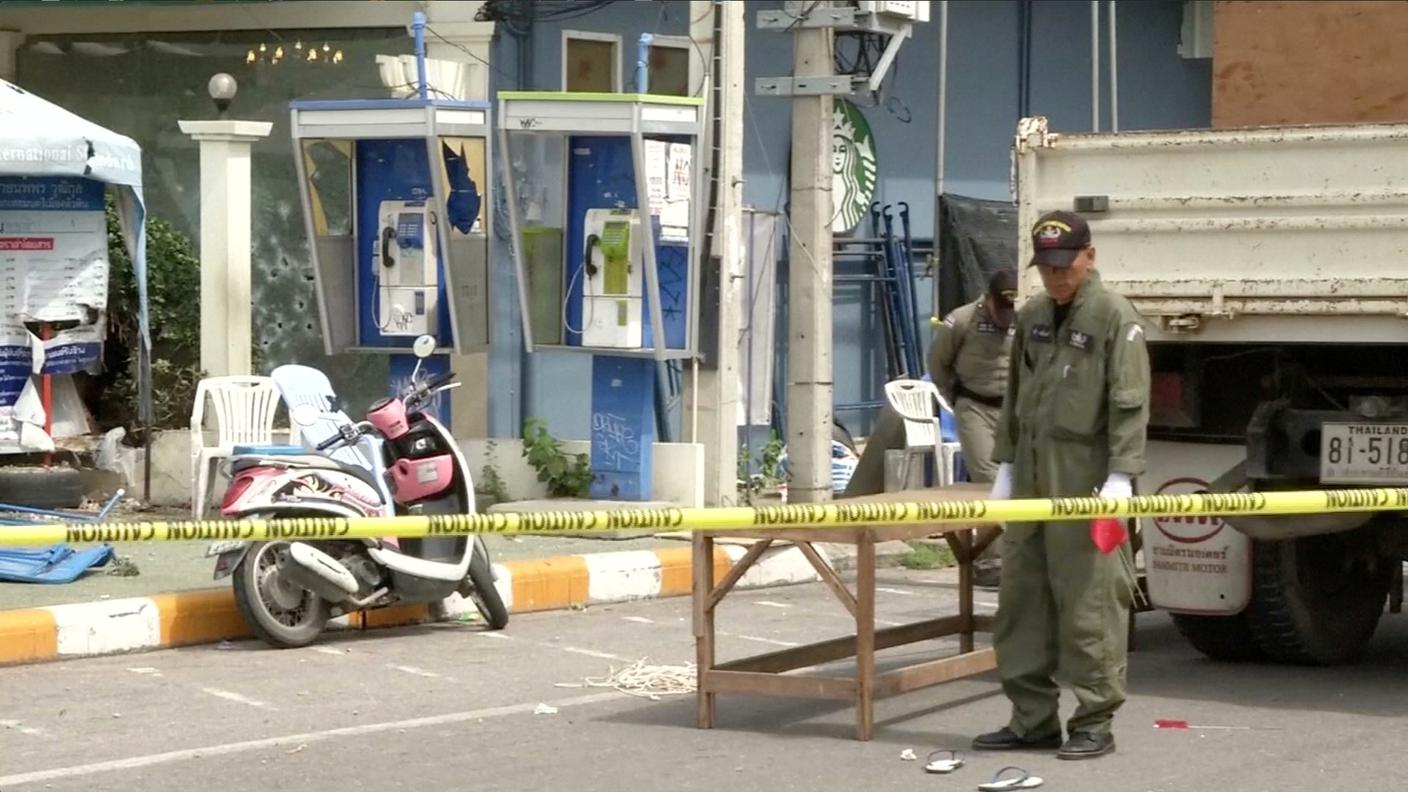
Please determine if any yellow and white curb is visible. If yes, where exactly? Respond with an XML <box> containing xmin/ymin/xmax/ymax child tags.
<box><xmin>0</xmin><ymin>543</ymin><xmax>828</xmax><ymax>667</ymax></box>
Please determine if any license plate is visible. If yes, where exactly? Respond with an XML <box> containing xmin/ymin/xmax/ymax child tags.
<box><xmin>1320</xmin><ymin>422</ymin><xmax>1408</xmax><ymax>485</ymax></box>
<box><xmin>205</xmin><ymin>540</ymin><xmax>246</xmax><ymax>558</ymax></box>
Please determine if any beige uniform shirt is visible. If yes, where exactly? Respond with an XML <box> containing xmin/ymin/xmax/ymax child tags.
<box><xmin>929</xmin><ymin>297</ymin><xmax>1013</xmax><ymax>405</ymax></box>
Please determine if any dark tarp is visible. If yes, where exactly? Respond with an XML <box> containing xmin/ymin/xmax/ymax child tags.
<box><xmin>843</xmin><ymin>193</ymin><xmax>1018</xmax><ymax>499</ymax></box>
<box><xmin>935</xmin><ymin>193</ymin><xmax>1020</xmax><ymax>319</ymax></box>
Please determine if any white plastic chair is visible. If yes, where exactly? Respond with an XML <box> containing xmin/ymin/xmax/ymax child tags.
<box><xmin>189</xmin><ymin>375</ymin><xmax>285</xmax><ymax>518</ymax></box>
<box><xmin>884</xmin><ymin>378</ymin><xmax>963</xmax><ymax>489</ymax></box>
<box><xmin>270</xmin><ymin>364</ymin><xmax>373</xmax><ymax>470</ymax></box>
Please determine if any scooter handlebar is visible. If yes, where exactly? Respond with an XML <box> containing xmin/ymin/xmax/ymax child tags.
<box><xmin>316</xmin><ymin>421</ymin><xmax>371</xmax><ymax>451</ymax></box>
<box><xmin>425</xmin><ymin>370</ymin><xmax>456</xmax><ymax>390</ymax></box>
<box><xmin>316</xmin><ymin>433</ymin><xmax>345</xmax><ymax>451</ymax></box>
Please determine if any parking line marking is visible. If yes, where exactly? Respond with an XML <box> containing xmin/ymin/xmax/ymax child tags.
<box><xmin>0</xmin><ymin>692</ymin><xmax>623</xmax><ymax>787</ymax></box>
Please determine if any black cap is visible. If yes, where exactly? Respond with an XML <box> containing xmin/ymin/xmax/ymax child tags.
<box><xmin>987</xmin><ymin>268</ymin><xmax>1018</xmax><ymax>326</ymax></box>
<box><xmin>1029</xmin><ymin>210</ymin><xmax>1091</xmax><ymax>268</ymax></box>
<box><xmin>988</xmin><ymin>268</ymin><xmax>1018</xmax><ymax>300</ymax></box>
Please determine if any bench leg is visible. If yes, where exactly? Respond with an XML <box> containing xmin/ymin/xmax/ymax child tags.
<box><xmin>694</xmin><ymin>533</ymin><xmax>717</xmax><ymax>728</ymax></box>
<box><xmin>855</xmin><ymin>533</ymin><xmax>876</xmax><ymax>740</ymax></box>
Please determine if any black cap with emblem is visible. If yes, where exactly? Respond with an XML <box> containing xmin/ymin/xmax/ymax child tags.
<box><xmin>1029</xmin><ymin>210</ymin><xmax>1091</xmax><ymax>269</ymax></box>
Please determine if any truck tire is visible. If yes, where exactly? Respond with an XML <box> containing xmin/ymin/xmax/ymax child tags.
<box><xmin>1169</xmin><ymin>613</ymin><xmax>1265</xmax><ymax>662</ymax></box>
<box><xmin>1245</xmin><ymin>528</ymin><xmax>1390</xmax><ymax>665</ymax></box>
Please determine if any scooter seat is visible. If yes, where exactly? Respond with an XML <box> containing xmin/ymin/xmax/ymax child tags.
<box><xmin>230</xmin><ymin>451</ymin><xmax>383</xmax><ymax>492</ymax></box>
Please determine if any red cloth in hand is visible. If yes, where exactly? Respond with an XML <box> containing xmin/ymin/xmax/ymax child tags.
<box><xmin>1090</xmin><ymin>518</ymin><xmax>1127</xmax><ymax>555</ymax></box>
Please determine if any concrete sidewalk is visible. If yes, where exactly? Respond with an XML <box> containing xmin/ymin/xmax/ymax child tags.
<box><xmin>0</xmin><ymin>531</ymin><xmax>910</xmax><ymax>667</ymax></box>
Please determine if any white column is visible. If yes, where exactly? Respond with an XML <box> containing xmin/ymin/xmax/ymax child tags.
<box><xmin>0</xmin><ymin>31</ymin><xmax>25</xmax><ymax>82</ymax></box>
<box><xmin>177</xmin><ymin>120</ymin><xmax>272</xmax><ymax>378</ymax></box>
<box><xmin>425</xmin><ymin>18</ymin><xmax>496</xmax><ymax>439</ymax></box>
<box><xmin>422</xmin><ymin>20</ymin><xmax>496</xmax><ymax>101</ymax></box>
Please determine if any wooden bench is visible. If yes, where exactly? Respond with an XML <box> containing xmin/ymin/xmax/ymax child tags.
<box><xmin>691</xmin><ymin>485</ymin><xmax>1002</xmax><ymax>741</ymax></box>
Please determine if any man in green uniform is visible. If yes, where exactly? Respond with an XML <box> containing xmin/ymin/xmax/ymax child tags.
<box><xmin>929</xmin><ymin>269</ymin><xmax>1017</xmax><ymax>586</ymax></box>
<box><xmin>972</xmin><ymin>211</ymin><xmax>1149</xmax><ymax>761</ymax></box>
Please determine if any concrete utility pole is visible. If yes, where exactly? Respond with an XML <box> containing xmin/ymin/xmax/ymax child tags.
<box><xmin>424</xmin><ymin>11</ymin><xmax>497</xmax><ymax>439</ymax></box>
<box><xmin>687</xmin><ymin>0</ymin><xmax>745</xmax><ymax>507</ymax></box>
<box><xmin>785</xmin><ymin>0</ymin><xmax>835</xmax><ymax>504</ymax></box>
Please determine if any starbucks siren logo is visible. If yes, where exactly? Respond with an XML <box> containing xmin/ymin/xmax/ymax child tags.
<box><xmin>832</xmin><ymin>99</ymin><xmax>877</xmax><ymax>234</ymax></box>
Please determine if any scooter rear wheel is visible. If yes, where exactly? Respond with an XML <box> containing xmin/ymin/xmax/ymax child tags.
<box><xmin>467</xmin><ymin>536</ymin><xmax>509</xmax><ymax>630</ymax></box>
<box><xmin>232</xmin><ymin>541</ymin><xmax>331</xmax><ymax>648</ymax></box>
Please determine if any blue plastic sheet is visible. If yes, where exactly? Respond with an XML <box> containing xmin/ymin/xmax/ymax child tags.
<box><xmin>0</xmin><ymin>543</ymin><xmax>113</xmax><ymax>584</ymax></box>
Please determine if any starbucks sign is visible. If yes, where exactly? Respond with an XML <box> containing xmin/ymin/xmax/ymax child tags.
<box><xmin>832</xmin><ymin>99</ymin><xmax>878</xmax><ymax>234</ymax></box>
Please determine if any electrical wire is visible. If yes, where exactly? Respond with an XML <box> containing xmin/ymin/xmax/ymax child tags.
<box><xmin>566</xmin><ymin>658</ymin><xmax>697</xmax><ymax>701</ymax></box>
<box><xmin>425</xmin><ymin>24</ymin><xmax>516</xmax><ymax>85</ymax></box>
<box><xmin>743</xmin><ymin>88</ymin><xmax>823</xmax><ymax>287</ymax></box>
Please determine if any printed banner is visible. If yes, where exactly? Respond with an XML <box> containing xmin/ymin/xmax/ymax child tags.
<box><xmin>0</xmin><ymin>176</ymin><xmax>108</xmax><ymax>374</ymax></box>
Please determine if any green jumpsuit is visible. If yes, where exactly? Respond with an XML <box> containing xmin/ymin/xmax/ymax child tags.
<box><xmin>990</xmin><ymin>270</ymin><xmax>1150</xmax><ymax>739</ymax></box>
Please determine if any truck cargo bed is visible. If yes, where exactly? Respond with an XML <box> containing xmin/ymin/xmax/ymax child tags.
<box><xmin>1014</xmin><ymin>118</ymin><xmax>1408</xmax><ymax>344</ymax></box>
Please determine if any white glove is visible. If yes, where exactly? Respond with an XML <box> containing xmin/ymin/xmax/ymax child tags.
<box><xmin>989</xmin><ymin>463</ymin><xmax>1014</xmax><ymax>501</ymax></box>
<box><xmin>1099</xmin><ymin>472</ymin><xmax>1133</xmax><ymax>500</ymax></box>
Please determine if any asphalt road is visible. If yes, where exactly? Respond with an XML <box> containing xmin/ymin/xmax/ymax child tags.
<box><xmin>4</xmin><ymin>568</ymin><xmax>1408</xmax><ymax>792</ymax></box>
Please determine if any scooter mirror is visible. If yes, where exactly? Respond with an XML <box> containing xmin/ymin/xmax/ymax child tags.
<box><xmin>290</xmin><ymin>403</ymin><xmax>321</xmax><ymax>427</ymax></box>
<box><xmin>412</xmin><ymin>334</ymin><xmax>436</xmax><ymax>359</ymax></box>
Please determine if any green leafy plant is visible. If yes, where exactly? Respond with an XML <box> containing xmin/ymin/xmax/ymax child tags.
<box><xmin>736</xmin><ymin>432</ymin><xmax>790</xmax><ymax>504</ymax></box>
<box><xmin>759</xmin><ymin>432</ymin><xmax>788</xmax><ymax>485</ymax></box>
<box><xmin>900</xmin><ymin>540</ymin><xmax>956</xmax><ymax>570</ymax></box>
<box><xmin>94</xmin><ymin>197</ymin><xmax>204</xmax><ymax>431</ymax></box>
<box><xmin>476</xmin><ymin>440</ymin><xmax>511</xmax><ymax>505</ymax></box>
<box><xmin>522</xmin><ymin>417</ymin><xmax>592</xmax><ymax>498</ymax></box>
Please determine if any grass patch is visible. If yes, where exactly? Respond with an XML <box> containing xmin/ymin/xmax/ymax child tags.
<box><xmin>899</xmin><ymin>540</ymin><xmax>956</xmax><ymax>570</ymax></box>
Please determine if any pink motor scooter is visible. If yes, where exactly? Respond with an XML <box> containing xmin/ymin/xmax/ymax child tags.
<box><xmin>210</xmin><ymin>335</ymin><xmax>508</xmax><ymax>648</ymax></box>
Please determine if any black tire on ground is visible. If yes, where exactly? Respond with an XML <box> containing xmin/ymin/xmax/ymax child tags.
<box><xmin>467</xmin><ymin>536</ymin><xmax>509</xmax><ymax>630</ymax></box>
<box><xmin>0</xmin><ymin>465</ymin><xmax>84</xmax><ymax>509</ymax></box>
<box><xmin>231</xmin><ymin>541</ymin><xmax>330</xmax><ymax>649</ymax></box>
<box><xmin>1170</xmin><ymin>612</ymin><xmax>1266</xmax><ymax>662</ymax></box>
<box><xmin>1245</xmin><ymin>528</ymin><xmax>1391</xmax><ymax>665</ymax></box>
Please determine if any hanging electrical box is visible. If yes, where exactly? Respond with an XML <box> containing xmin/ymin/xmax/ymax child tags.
<box><xmin>289</xmin><ymin>97</ymin><xmax>493</xmax><ymax>355</ymax></box>
<box><xmin>497</xmin><ymin>92</ymin><xmax>706</xmax><ymax>361</ymax></box>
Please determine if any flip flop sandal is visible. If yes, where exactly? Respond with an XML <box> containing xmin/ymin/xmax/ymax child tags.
<box><xmin>977</xmin><ymin>766</ymin><xmax>1044</xmax><ymax>791</ymax></box>
<box><xmin>923</xmin><ymin>749</ymin><xmax>965</xmax><ymax>774</ymax></box>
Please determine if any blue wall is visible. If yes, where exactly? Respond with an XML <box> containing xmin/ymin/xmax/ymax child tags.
<box><xmin>488</xmin><ymin>0</ymin><xmax>1211</xmax><ymax>440</ymax></box>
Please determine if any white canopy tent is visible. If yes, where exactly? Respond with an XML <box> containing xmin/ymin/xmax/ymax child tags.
<box><xmin>0</xmin><ymin>78</ymin><xmax>152</xmax><ymax>482</ymax></box>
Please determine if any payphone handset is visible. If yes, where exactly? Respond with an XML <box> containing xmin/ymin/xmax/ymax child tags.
<box><xmin>373</xmin><ymin>200</ymin><xmax>439</xmax><ymax>337</ymax></box>
<box><xmin>578</xmin><ymin>208</ymin><xmax>643</xmax><ymax>349</ymax></box>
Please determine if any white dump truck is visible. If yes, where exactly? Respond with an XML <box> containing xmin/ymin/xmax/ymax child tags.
<box><xmin>1012</xmin><ymin>116</ymin><xmax>1408</xmax><ymax>665</ymax></box>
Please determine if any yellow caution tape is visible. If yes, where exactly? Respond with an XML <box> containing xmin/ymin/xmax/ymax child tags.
<box><xmin>1</xmin><ymin>487</ymin><xmax>1406</xmax><ymax>548</ymax></box>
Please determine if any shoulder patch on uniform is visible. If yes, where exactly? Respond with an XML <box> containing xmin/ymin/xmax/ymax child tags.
<box><xmin>1030</xmin><ymin>324</ymin><xmax>1053</xmax><ymax>343</ymax></box>
<box><xmin>1126</xmin><ymin>323</ymin><xmax>1144</xmax><ymax>342</ymax></box>
<box><xmin>943</xmin><ymin>313</ymin><xmax>957</xmax><ymax>327</ymax></box>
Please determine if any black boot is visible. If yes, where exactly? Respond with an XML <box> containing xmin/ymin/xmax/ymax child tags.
<box><xmin>972</xmin><ymin>726</ymin><xmax>1062</xmax><ymax>751</ymax></box>
<box><xmin>1057</xmin><ymin>731</ymin><xmax>1116</xmax><ymax>760</ymax></box>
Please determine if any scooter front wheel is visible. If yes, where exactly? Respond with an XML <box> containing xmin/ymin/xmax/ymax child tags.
<box><xmin>232</xmin><ymin>541</ymin><xmax>331</xmax><ymax>648</ymax></box>
<box><xmin>467</xmin><ymin>536</ymin><xmax>509</xmax><ymax>630</ymax></box>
